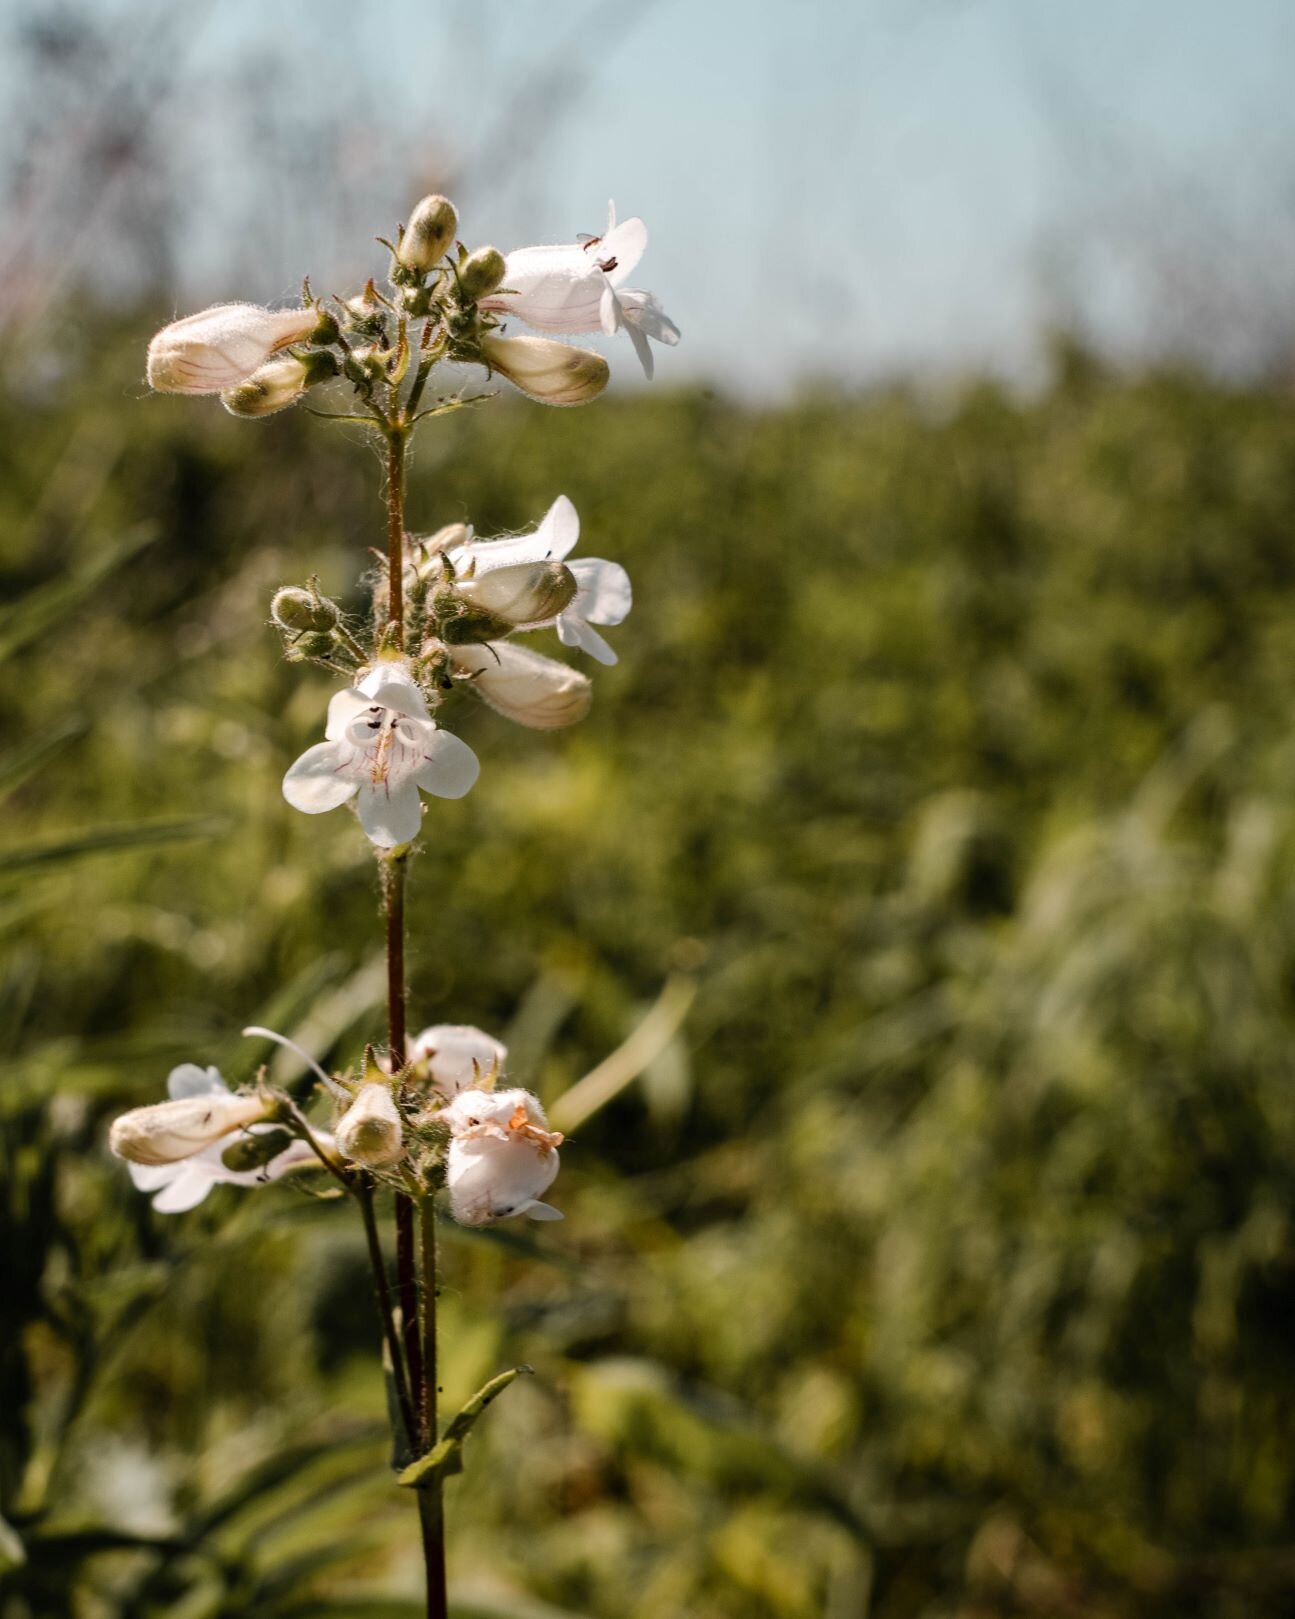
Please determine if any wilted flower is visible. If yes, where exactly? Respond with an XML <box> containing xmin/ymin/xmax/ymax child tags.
<box><xmin>479</xmin><ymin>333</ymin><xmax>609</xmax><ymax>406</ymax></box>
<box><xmin>109</xmin><ymin>1063</ymin><xmax>269</xmax><ymax>1166</ymax></box>
<box><xmin>336</xmin><ymin>1082</ymin><xmax>404</xmax><ymax>1167</ymax></box>
<box><xmin>480</xmin><ymin>202</ymin><xmax>680</xmax><ymax>379</ymax></box>
<box><xmin>146</xmin><ymin>304</ymin><xmax>322</xmax><ymax>395</ymax></box>
<box><xmin>440</xmin><ymin>1087</ymin><xmax>563</xmax><ymax>1225</ymax></box>
<box><xmin>451</xmin><ymin>641</ymin><xmax>592</xmax><ymax>729</ymax></box>
<box><xmin>450</xmin><ymin>495</ymin><xmax>630</xmax><ymax>666</ymax></box>
<box><xmin>282</xmin><ymin>658</ymin><xmax>479</xmax><ymax>847</ymax></box>
<box><xmin>409</xmin><ymin>1024</ymin><xmax>507</xmax><ymax>1097</ymax></box>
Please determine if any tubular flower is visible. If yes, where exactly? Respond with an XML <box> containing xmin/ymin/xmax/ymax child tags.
<box><xmin>409</xmin><ymin>1024</ymin><xmax>507</xmax><ymax>1098</ymax></box>
<box><xmin>439</xmin><ymin>1087</ymin><xmax>564</xmax><ymax>1225</ymax></box>
<box><xmin>146</xmin><ymin>304</ymin><xmax>321</xmax><ymax>395</ymax></box>
<box><xmin>451</xmin><ymin>641</ymin><xmax>592</xmax><ymax>729</ymax></box>
<box><xmin>450</xmin><ymin>495</ymin><xmax>631</xmax><ymax>666</ymax></box>
<box><xmin>478</xmin><ymin>333</ymin><xmax>609</xmax><ymax>407</ymax></box>
<box><xmin>480</xmin><ymin>202</ymin><xmax>680</xmax><ymax>379</ymax></box>
<box><xmin>282</xmin><ymin>659</ymin><xmax>479</xmax><ymax>848</ymax></box>
<box><xmin>111</xmin><ymin>1064</ymin><xmax>326</xmax><ymax>1213</ymax></box>
<box><xmin>109</xmin><ymin>1063</ymin><xmax>269</xmax><ymax>1166</ymax></box>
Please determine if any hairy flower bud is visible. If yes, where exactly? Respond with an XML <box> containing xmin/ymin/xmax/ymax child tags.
<box><xmin>109</xmin><ymin>1092</ymin><xmax>269</xmax><ymax>1166</ymax></box>
<box><xmin>452</xmin><ymin>642</ymin><xmax>592</xmax><ymax>729</ymax></box>
<box><xmin>146</xmin><ymin>304</ymin><xmax>326</xmax><ymax>395</ymax></box>
<box><xmin>336</xmin><ymin>1083</ymin><xmax>404</xmax><ymax>1167</ymax></box>
<box><xmin>479</xmin><ymin>334</ymin><xmax>609</xmax><ymax>407</ymax></box>
<box><xmin>220</xmin><ymin>1126</ymin><xmax>296</xmax><ymax>1172</ymax></box>
<box><xmin>454</xmin><ymin>560</ymin><xmax>577</xmax><ymax>627</ymax></box>
<box><xmin>399</xmin><ymin>194</ymin><xmax>459</xmax><ymax>272</ymax></box>
<box><xmin>221</xmin><ymin>350</ymin><xmax>338</xmax><ymax>418</ymax></box>
<box><xmin>271</xmin><ymin>586</ymin><xmax>340</xmax><ymax>634</ymax></box>
<box><xmin>458</xmin><ymin>245</ymin><xmax>507</xmax><ymax>302</ymax></box>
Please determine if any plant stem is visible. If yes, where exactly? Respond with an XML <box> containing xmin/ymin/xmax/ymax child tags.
<box><xmin>378</xmin><ymin>423</ymin><xmax>447</xmax><ymax>1618</ymax></box>
<box><xmin>358</xmin><ymin>1179</ymin><xmax>416</xmax><ymax>1446</ymax></box>
<box><xmin>420</xmin><ymin>1191</ymin><xmax>439</xmax><ymax>1447</ymax></box>
<box><xmin>386</xmin><ymin>425</ymin><xmax>407</xmax><ymax>648</ymax></box>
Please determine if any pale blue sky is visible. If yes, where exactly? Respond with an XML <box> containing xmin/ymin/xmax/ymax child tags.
<box><xmin>6</xmin><ymin>0</ymin><xmax>1295</xmax><ymax>392</ymax></box>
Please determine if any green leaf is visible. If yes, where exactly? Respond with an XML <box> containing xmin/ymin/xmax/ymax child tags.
<box><xmin>0</xmin><ymin>815</ymin><xmax>226</xmax><ymax>875</ymax></box>
<box><xmin>396</xmin><ymin>1366</ymin><xmax>532</xmax><ymax>1489</ymax></box>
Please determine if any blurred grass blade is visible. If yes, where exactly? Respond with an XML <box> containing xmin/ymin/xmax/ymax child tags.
<box><xmin>0</xmin><ymin>815</ymin><xmax>226</xmax><ymax>875</ymax></box>
<box><xmin>0</xmin><ymin>523</ymin><xmax>157</xmax><ymax>663</ymax></box>
<box><xmin>550</xmin><ymin>976</ymin><xmax>696</xmax><ymax>1134</ymax></box>
<box><xmin>0</xmin><ymin>719</ymin><xmax>86</xmax><ymax>804</ymax></box>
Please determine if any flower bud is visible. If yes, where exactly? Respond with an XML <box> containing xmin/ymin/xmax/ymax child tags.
<box><xmin>409</xmin><ymin>1024</ymin><xmax>507</xmax><ymax>1097</ymax></box>
<box><xmin>109</xmin><ymin>1092</ymin><xmax>269</xmax><ymax>1166</ymax></box>
<box><xmin>221</xmin><ymin>1126</ymin><xmax>295</xmax><ymax>1172</ymax></box>
<box><xmin>221</xmin><ymin>349</ymin><xmax>338</xmax><ymax>418</ymax></box>
<box><xmin>480</xmin><ymin>334</ymin><xmax>609</xmax><ymax>407</ymax></box>
<box><xmin>452</xmin><ymin>642</ymin><xmax>592</xmax><ymax>729</ymax></box>
<box><xmin>271</xmin><ymin>586</ymin><xmax>340</xmax><ymax>634</ymax></box>
<box><xmin>458</xmin><ymin>246</ymin><xmax>507</xmax><ymax>302</ymax></box>
<box><xmin>287</xmin><ymin>630</ymin><xmax>340</xmax><ymax>661</ymax></box>
<box><xmin>399</xmin><ymin>194</ymin><xmax>459</xmax><ymax>272</ymax></box>
<box><xmin>336</xmin><ymin>1083</ymin><xmax>404</xmax><ymax>1168</ymax></box>
<box><xmin>454</xmin><ymin>560</ymin><xmax>577</xmax><ymax>627</ymax></box>
<box><xmin>433</xmin><ymin>593</ymin><xmax>514</xmax><ymax>646</ymax></box>
<box><xmin>146</xmin><ymin>304</ymin><xmax>324</xmax><ymax>395</ymax></box>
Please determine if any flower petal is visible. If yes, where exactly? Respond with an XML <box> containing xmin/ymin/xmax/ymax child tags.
<box><xmin>625</xmin><ymin>319</ymin><xmax>654</xmax><ymax>379</ymax></box>
<box><xmin>569</xmin><ymin>558</ymin><xmax>632</xmax><ymax>626</ymax></box>
<box><xmin>325</xmin><ymin>688</ymin><xmax>373</xmax><ymax>741</ymax></box>
<box><xmin>150</xmin><ymin>1165</ymin><xmax>216</xmax><ymax>1214</ymax></box>
<box><xmin>522</xmin><ymin>1200</ymin><xmax>564</xmax><ymax>1221</ymax></box>
<box><xmin>355</xmin><ymin>781</ymin><xmax>424</xmax><ymax>848</ymax></box>
<box><xmin>354</xmin><ymin>661</ymin><xmax>430</xmax><ymax>720</ymax></box>
<box><xmin>166</xmin><ymin>1063</ymin><xmax>227</xmax><ymax>1100</ymax></box>
<box><xmin>558</xmin><ymin>614</ymin><xmax>618</xmax><ymax>666</ymax></box>
<box><xmin>536</xmin><ymin>494</ymin><xmax>580</xmax><ymax>561</ymax></box>
<box><xmin>413</xmin><ymin>729</ymin><xmax>480</xmax><ymax>799</ymax></box>
<box><xmin>599</xmin><ymin>281</ymin><xmax>622</xmax><ymax>336</ymax></box>
<box><xmin>283</xmin><ymin>742</ymin><xmax>359</xmax><ymax>813</ymax></box>
<box><xmin>599</xmin><ymin>214</ymin><xmax>647</xmax><ymax>286</ymax></box>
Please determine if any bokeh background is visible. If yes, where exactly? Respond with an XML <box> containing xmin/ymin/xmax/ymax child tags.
<box><xmin>4</xmin><ymin>2</ymin><xmax>1295</xmax><ymax>1616</ymax></box>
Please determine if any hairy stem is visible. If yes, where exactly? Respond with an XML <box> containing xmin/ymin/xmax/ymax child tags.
<box><xmin>358</xmin><ymin>1180</ymin><xmax>416</xmax><ymax>1446</ymax></box>
<box><xmin>386</xmin><ymin>425</ymin><xmax>407</xmax><ymax>648</ymax></box>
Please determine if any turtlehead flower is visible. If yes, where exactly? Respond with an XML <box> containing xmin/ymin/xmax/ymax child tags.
<box><xmin>109</xmin><ymin>1063</ymin><xmax>269</xmax><ymax>1166</ymax></box>
<box><xmin>440</xmin><ymin>1087</ymin><xmax>563</xmax><ymax>1225</ymax></box>
<box><xmin>146</xmin><ymin>304</ymin><xmax>321</xmax><ymax>395</ymax></box>
<box><xmin>282</xmin><ymin>658</ymin><xmax>479</xmax><ymax>848</ymax></box>
<box><xmin>450</xmin><ymin>495</ymin><xmax>631</xmax><ymax>666</ymax></box>
<box><xmin>479</xmin><ymin>333</ymin><xmax>609</xmax><ymax>406</ymax></box>
<box><xmin>480</xmin><ymin>202</ymin><xmax>680</xmax><ymax>379</ymax></box>
<box><xmin>409</xmin><ymin>1024</ymin><xmax>507</xmax><ymax>1098</ymax></box>
<box><xmin>111</xmin><ymin>1064</ymin><xmax>325</xmax><ymax>1213</ymax></box>
<box><xmin>451</xmin><ymin>641</ymin><xmax>592</xmax><ymax>729</ymax></box>
<box><xmin>336</xmin><ymin>1082</ymin><xmax>404</xmax><ymax>1167</ymax></box>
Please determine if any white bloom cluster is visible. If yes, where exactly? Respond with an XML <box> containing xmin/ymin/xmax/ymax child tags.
<box><xmin>282</xmin><ymin>495</ymin><xmax>631</xmax><ymax>848</ymax></box>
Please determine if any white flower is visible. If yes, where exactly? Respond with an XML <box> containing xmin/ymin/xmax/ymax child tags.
<box><xmin>336</xmin><ymin>1082</ymin><xmax>404</xmax><ymax>1167</ymax></box>
<box><xmin>409</xmin><ymin>1024</ymin><xmax>507</xmax><ymax>1098</ymax></box>
<box><xmin>109</xmin><ymin>1063</ymin><xmax>268</xmax><ymax>1166</ymax></box>
<box><xmin>450</xmin><ymin>496</ymin><xmax>630</xmax><ymax>667</ymax></box>
<box><xmin>282</xmin><ymin>659</ymin><xmax>479</xmax><ymax>848</ymax></box>
<box><xmin>115</xmin><ymin>1064</ymin><xmax>327</xmax><ymax>1213</ymax></box>
<box><xmin>221</xmin><ymin>355</ymin><xmax>310</xmax><ymax>418</ymax></box>
<box><xmin>451</xmin><ymin>641</ymin><xmax>592</xmax><ymax>729</ymax></box>
<box><xmin>478</xmin><ymin>333</ymin><xmax>609</xmax><ymax>406</ymax></box>
<box><xmin>146</xmin><ymin>304</ymin><xmax>320</xmax><ymax>395</ymax></box>
<box><xmin>440</xmin><ymin>1087</ymin><xmax>563</xmax><ymax>1225</ymax></box>
<box><xmin>480</xmin><ymin>202</ymin><xmax>680</xmax><ymax>379</ymax></box>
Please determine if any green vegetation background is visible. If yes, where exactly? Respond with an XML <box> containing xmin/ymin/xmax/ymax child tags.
<box><xmin>3</xmin><ymin>328</ymin><xmax>1295</xmax><ymax>1618</ymax></box>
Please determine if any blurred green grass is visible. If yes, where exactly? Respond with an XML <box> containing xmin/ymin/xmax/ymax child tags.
<box><xmin>3</xmin><ymin>327</ymin><xmax>1295</xmax><ymax>1617</ymax></box>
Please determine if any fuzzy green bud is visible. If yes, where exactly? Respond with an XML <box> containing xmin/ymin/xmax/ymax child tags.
<box><xmin>291</xmin><ymin>630</ymin><xmax>339</xmax><ymax>659</ymax></box>
<box><xmin>221</xmin><ymin>349</ymin><xmax>338</xmax><ymax>418</ymax></box>
<box><xmin>399</xmin><ymin>194</ymin><xmax>459</xmax><ymax>272</ymax></box>
<box><xmin>221</xmin><ymin>1127</ymin><xmax>295</xmax><ymax>1172</ymax></box>
<box><xmin>458</xmin><ymin>246</ymin><xmax>507</xmax><ymax>302</ymax></box>
<box><xmin>454</xmin><ymin>560</ymin><xmax>576</xmax><ymax>627</ymax></box>
<box><xmin>271</xmin><ymin>586</ymin><xmax>340</xmax><ymax>635</ymax></box>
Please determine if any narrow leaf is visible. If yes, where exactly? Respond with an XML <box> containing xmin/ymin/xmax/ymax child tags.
<box><xmin>0</xmin><ymin>815</ymin><xmax>226</xmax><ymax>875</ymax></box>
<box><xmin>397</xmin><ymin>1366</ymin><xmax>532</xmax><ymax>1489</ymax></box>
